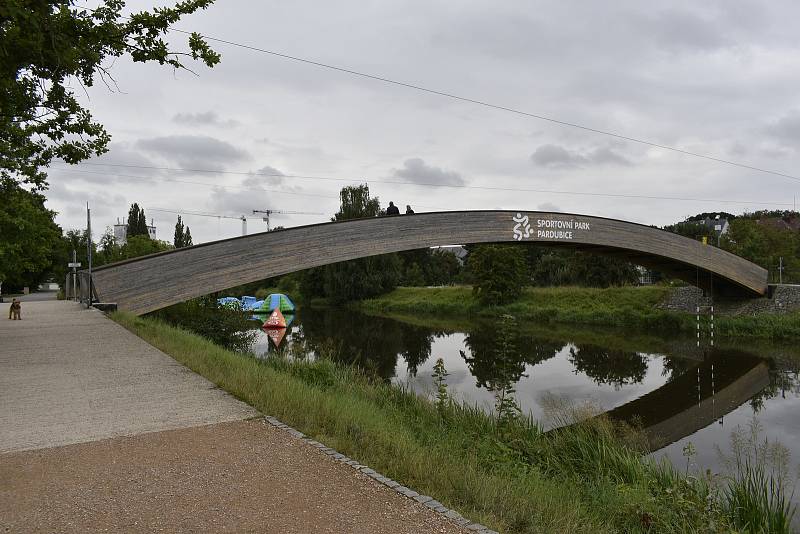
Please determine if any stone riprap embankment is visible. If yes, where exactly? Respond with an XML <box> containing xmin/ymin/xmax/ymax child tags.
<box><xmin>659</xmin><ymin>284</ymin><xmax>800</xmax><ymax>315</ymax></box>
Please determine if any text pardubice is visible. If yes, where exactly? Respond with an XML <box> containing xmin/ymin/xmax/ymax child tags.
<box><xmin>535</xmin><ymin>218</ymin><xmax>590</xmax><ymax>240</ymax></box>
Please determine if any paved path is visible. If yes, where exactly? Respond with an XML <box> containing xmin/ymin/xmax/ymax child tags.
<box><xmin>0</xmin><ymin>301</ymin><xmax>468</xmax><ymax>533</ymax></box>
<box><xmin>9</xmin><ymin>291</ymin><xmax>58</xmax><ymax>302</ymax></box>
<box><xmin>0</xmin><ymin>420</ymin><xmax>465</xmax><ymax>533</ymax></box>
<box><xmin>0</xmin><ymin>301</ymin><xmax>258</xmax><ymax>452</ymax></box>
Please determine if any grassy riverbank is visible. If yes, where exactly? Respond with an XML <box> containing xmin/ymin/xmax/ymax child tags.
<box><xmin>354</xmin><ymin>286</ymin><xmax>800</xmax><ymax>340</ymax></box>
<box><xmin>113</xmin><ymin>311</ymin><xmax>794</xmax><ymax>533</ymax></box>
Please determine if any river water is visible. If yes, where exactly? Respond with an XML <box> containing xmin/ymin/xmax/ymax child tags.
<box><xmin>250</xmin><ymin>307</ymin><xmax>800</xmax><ymax>485</ymax></box>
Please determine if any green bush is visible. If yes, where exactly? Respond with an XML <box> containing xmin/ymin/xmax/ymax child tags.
<box><xmin>149</xmin><ymin>296</ymin><xmax>257</xmax><ymax>352</ymax></box>
<box><xmin>468</xmin><ymin>245</ymin><xmax>528</xmax><ymax>305</ymax></box>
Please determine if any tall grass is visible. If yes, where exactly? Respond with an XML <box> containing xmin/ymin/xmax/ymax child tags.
<box><xmin>112</xmin><ymin>311</ymin><xmax>796</xmax><ymax>533</ymax></box>
<box><xmin>717</xmin><ymin>419</ymin><xmax>797</xmax><ymax>532</ymax></box>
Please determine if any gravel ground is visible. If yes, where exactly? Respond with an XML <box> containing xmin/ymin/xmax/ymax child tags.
<box><xmin>0</xmin><ymin>419</ymin><xmax>468</xmax><ymax>534</ymax></box>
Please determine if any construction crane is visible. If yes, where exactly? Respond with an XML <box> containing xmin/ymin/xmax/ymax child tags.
<box><xmin>148</xmin><ymin>208</ymin><xmax>249</xmax><ymax>236</ymax></box>
<box><xmin>148</xmin><ymin>207</ymin><xmax>324</xmax><ymax>236</ymax></box>
<box><xmin>252</xmin><ymin>209</ymin><xmax>324</xmax><ymax>231</ymax></box>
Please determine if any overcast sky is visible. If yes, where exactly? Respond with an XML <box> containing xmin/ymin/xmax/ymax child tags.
<box><xmin>46</xmin><ymin>0</ymin><xmax>800</xmax><ymax>244</ymax></box>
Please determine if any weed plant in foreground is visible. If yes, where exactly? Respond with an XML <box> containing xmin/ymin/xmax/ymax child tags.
<box><xmin>112</xmin><ymin>311</ymin><xmax>796</xmax><ymax>533</ymax></box>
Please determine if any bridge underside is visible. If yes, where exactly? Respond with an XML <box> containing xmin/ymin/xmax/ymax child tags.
<box><xmin>90</xmin><ymin>211</ymin><xmax>769</xmax><ymax>315</ymax></box>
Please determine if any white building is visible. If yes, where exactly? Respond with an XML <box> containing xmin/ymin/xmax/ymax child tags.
<box><xmin>113</xmin><ymin>218</ymin><xmax>156</xmax><ymax>245</ymax></box>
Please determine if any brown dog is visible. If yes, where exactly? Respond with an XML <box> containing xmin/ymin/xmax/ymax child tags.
<box><xmin>8</xmin><ymin>299</ymin><xmax>21</xmax><ymax>320</ymax></box>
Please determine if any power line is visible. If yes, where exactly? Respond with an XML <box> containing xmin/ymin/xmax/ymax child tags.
<box><xmin>72</xmin><ymin>3</ymin><xmax>800</xmax><ymax>184</ymax></box>
<box><xmin>53</xmin><ymin>162</ymin><xmax>795</xmax><ymax>207</ymax></box>
<box><xmin>53</xmin><ymin>166</ymin><xmax>450</xmax><ymax>210</ymax></box>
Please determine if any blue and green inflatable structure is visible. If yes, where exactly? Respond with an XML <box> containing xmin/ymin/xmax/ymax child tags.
<box><xmin>217</xmin><ymin>293</ymin><xmax>295</xmax><ymax>314</ymax></box>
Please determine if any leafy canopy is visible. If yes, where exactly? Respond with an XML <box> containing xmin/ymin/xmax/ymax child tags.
<box><xmin>1</xmin><ymin>0</ymin><xmax>219</xmax><ymax>189</ymax></box>
<box><xmin>173</xmin><ymin>215</ymin><xmax>192</xmax><ymax>247</ymax></box>
<box><xmin>0</xmin><ymin>182</ymin><xmax>62</xmax><ymax>287</ymax></box>
<box><xmin>126</xmin><ymin>202</ymin><xmax>148</xmax><ymax>237</ymax></box>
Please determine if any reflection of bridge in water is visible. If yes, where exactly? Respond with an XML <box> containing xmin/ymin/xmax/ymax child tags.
<box><xmin>89</xmin><ymin>211</ymin><xmax>768</xmax><ymax>315</ymax></box>
<box><xmin>604</xmin><ymin>349</ymin><xmax>770</xmax><ymax>450</ymax></box>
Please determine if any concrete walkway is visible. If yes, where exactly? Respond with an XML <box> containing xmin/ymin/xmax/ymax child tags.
<box><xmin>0</xmin><ymin>301</ymin><xmax>258</xmax><ymax>452</ymax></box>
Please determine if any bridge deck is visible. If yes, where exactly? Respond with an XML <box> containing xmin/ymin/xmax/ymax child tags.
<box><xmin>91</xmin><ymin>211</ymin><xmax>769</xmax><ymax>315</ymax></box>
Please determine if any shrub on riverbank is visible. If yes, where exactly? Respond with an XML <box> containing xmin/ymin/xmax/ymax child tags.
<box><xmin>112</xmin><ymin>312</ymin><xmax>795</xmax><ymax>533</ymax></box>
<box><xmin>149</xmin><ymin>297</ymin><xmax>257</xmax><ymax>352</ymax></box>
<box><xmin>355</xmin><ymin>286</ymin><xmax>800</xmax><ymax>340</ymax></box>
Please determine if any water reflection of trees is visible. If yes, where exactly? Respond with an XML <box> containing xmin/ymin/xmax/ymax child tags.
<box><xmin>749</xmin><ymin>365</ymin><xmax>800</xmax><ymax>413</ymax></box>
<box><xmin>660</xmin><ymin>356</ymin><xmax>694</xmax><ymax>383</ymax></box>
<box><xmin>297</xmin><ymin>308</ymin><xmax>435</xmax><ymax>380</ymax></box>
<box><xmin>460</xmin><ymin>323</ymin><xmax>562</xmax><ymax>390</ymax></box>
<box><xmin>568</xmin><ymin>344</ymin><xmax>648</xmax><ymax>389</ymax></box>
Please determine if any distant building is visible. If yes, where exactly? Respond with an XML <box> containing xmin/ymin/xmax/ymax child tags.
<box><xmin>699</xmin><ymin>215</ymin><xmax>730</xmax><ymax>237</ymax></box>
<box><xmin>113</xmin><ymin>217</ymin><xmax>156</xmax><ymax>245</ymax></box>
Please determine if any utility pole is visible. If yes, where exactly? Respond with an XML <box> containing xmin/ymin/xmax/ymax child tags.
<box><xmin>71</xmin><ymin>249</ymin><xmax>78</xmax><ymax>300</ymax></box>
<box><xmin>86</xmin><ymin>203</ymin><xmax>93</xmax><ymax>306</ymax></box>
<box><xmin>253</xmin><ymin>209</ymin><xmax>273</xmax><ymax>231</ymax></box>
<box><xmin>779</xmin><ymin>257</ymin><xmax>784</xmax><ymax>284</ymax></box>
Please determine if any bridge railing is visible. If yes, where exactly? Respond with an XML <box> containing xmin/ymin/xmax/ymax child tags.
<box><xmin>77</xmin><ymin>272</ymin><xmax>96</xmax><ymax>308</ymax></box>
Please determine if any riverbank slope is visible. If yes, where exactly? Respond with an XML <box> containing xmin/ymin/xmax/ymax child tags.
<box><xmin>111</xmin><ymin>311</ymin><xmax>794</xmax><ymax>533</ymax></box>
<box><xmin>354</xmin><ymin>286</ymin><xmax>800</xmax><ymax>340</ymax></box>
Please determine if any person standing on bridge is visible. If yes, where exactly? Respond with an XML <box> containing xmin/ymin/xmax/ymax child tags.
<box><xmin>405</xmin><ymin>205</ymin><xmax>414</xmax><ymax>214</ymax></box>
<box><xmin>386</xmin><ymin>201</ymin><xmax>400</xmax><ymax>216</ymax></box>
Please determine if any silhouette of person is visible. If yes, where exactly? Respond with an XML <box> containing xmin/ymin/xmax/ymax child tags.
<box><xmin>386</xmin><ymin>201</ymin><xmax>400</xmax><ymax>216</ymax></box>
<box><xmin>405</xmin><ymin>205</ymin><xmax>414</xmax><ymax>215</ymax></box>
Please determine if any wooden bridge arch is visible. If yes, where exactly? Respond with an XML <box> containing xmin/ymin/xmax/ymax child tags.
<box><xmin>90</xmin><ymin>211</ymin><xmax>769</xmax><ymax>315</ymax></box>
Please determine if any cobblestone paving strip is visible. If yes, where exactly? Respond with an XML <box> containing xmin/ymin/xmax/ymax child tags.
<box><xmin>0</xmin><ymin>419</ymin><xmax>474</xmax><ymax>533</ymax></box>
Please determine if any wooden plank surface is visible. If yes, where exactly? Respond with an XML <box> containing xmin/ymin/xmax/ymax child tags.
<box><xmin>91</xmin><ymin>211</ymin><xmax>769</xmax><ymax>315</ymax></box>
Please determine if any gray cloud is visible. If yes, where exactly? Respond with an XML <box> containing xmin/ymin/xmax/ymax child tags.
<box><xmin>44</xmin><ymin>0</ymin><xmax>800</xmax><ymax>242</ymax></box>
<box><xmin>252</xmin><ymin>165</ymin><xmax>286</xmax><ymax>183</ymax></box>
<box><xmin>136</xmin><ymin>135</ymin><xmax>250</xmax><ymax>170</ymax></box>
<box><xmin>393</xmin><ymin>158</ymin><xmax>465</xmax><ymax>186</ymax></box>
<box><xmin>530</xmin><ymin>144</ymin><xmax>632</xmax><ymax>168</ymax></box>
<box><xmin>208</xmin><ymin>167</ymin><xmax>300</xmax><ymax>217</ymax></box>
<box><xmin>766</xmin><ymin>112</ymin><xmax>800</xmax><ymax>147</ymax></box>
<box><xmin>173</xmin><ymin>111</ymin><xmax>239</xmax><ymax>128</ymax></box>
<box><xmin>537</xmin><ymin>202</ymin><xmax>561</xmax><ymax>212</ymax></box>
<box><xmin>47</xmin><ymin>182</ymin><xmax>126</xmax><ymax>219</ymax></box>
<box><xmin>646</xmin><ymin>9</ymin><xmax>728</xmax><ymax>52</ymax></box>
<box><xmin>531</xmin><ymin>145</ymin><xmax>586</xmax><ymax>168</ymax></box>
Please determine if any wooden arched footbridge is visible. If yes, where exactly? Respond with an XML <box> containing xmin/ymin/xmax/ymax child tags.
<box><xmin>90</xmin><ymin>211</ymin><xmax>768</xmax><ymax>315</ymax></box>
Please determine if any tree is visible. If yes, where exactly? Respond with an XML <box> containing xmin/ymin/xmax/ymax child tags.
<box><xmin>468</xmin><ymin>244</ymin><xmax>528</xmax><ymax>305</ymax></box>
<box><xmin>0</xmin><ymin>182</ymin><xmax>62</xmax><ymax>289</ymax></box>
<box><xmin>332</xmin><ymin>184</ymin><xmax>381</xmax><ymax>221</ymax></box>
<box><xmin>183</xmin><ymin>226</ymin><xmax>193</xmax><ymax>247</ymax></box>
<box><xmin>123</xmin><ymin>235</ymin><xmax>171</xmax><ymax>258</ymax></box>
<box><xmin>174</xmin><ymin>216</ymin><xmax>186</xmax><ymax>248</ymax></box>
<box><xmin>303</xmin><ymin>184</ymin><xmax>402</xmax><ymax>303</ymax></box>
<box><xmin>1</xmin><ymin>0</ymin><xmax>220</xmax><ymax>190</ymax></box>
<box><xmin>126</xmin><ymin>203</ymin><xmax>148</xmax><ymax>238</ymax></box>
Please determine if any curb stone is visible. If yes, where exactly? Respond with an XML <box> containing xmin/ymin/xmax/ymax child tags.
<box><xmin>260</xmin><ymin>416</ymin><xmax>497</xmax><ymax>533</ymax></box>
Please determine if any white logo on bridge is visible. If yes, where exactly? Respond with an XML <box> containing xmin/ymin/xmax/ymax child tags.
<box><xmin>512</xmin><ymin>213</ymin><xmax>532</xmax><ymax>241</ymax></box>
<box><xmin>512</xmin><ymin>213</ymin><xmax>591</xmax><ymax>241</ymax></box>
